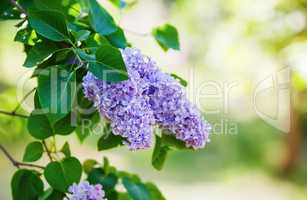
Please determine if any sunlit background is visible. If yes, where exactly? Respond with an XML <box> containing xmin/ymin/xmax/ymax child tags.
<box><xmin>1</xmin><ymin>0</ymin><xmax>307</xmax><ymax>199</ymax></box>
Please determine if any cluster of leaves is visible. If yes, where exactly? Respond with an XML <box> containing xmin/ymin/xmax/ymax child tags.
<box><xmin>0</xmin><ymin>0</ymin><xmax>189</xmax><ymax>199</ymax></box>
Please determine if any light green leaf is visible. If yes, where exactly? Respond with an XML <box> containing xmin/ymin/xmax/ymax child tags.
<box><xmin>152</xmin><ymin>24</ymin><xmax>180</xmax><ymax>51</ymax></box>
<box><xmin>60</xmin><ymin>142</ymin><xmax>71</xmax><ymax>158</ymax></box>
<box><xmin>28</xmin><ymin>9</ymin><xmax>69</xmax><ymax>41</ymax></box>
<box><xmin>23</xmin><ymin>141</ymin><xmax>44</xmax><ymax>162</ymax></box>
<box><xmin>11</xmin><ymin>169</ymin><xmax>44</xmax><ymax>200</ymax></box>
<box><xmin>44</xmin><ymin>157</ymin><xmax>82</xmax><ymax>192</ymax></box>
<box><xmin>170</xmin><ymin>73</ymin><xmax>188</xmax><ymax>87</ymax></box>
<box><xmin>145</xmin><ymin>182</ymin><xmax>166</xmax><ymax>200</ymax></box>
<box><xmin>88</xmin><ymin>0</ymin><xmax>117</xmax><ymax>35</ymax></box>
<box><xmin>73</xmin><ymin>30</ymin><xmax>91</xmax><ymax>41</ymax></box>
<box><xmin>83</xmin><ymin>159</ymin><xmax>98</xmax><ymax>174</ymax></box>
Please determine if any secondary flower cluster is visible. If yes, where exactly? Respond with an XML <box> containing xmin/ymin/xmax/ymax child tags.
<box><xmin>83</xmin><ymin>48</ymin><xmax>211</xmax><ymax>150</ymax></box>
<box><xmin>63</xmin><ymin>181</ymin><xmax>106</xmax><ymax>200</ymax></box>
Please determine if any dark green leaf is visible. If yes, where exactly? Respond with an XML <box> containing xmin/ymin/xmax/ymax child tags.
<box><xmin>152</xmin><ymin>135</ymin><xmax>169</xmax><ymax>170</ymax></box>
<box><xmin>106</xmin><ymin>27</ymin><xmax>128</xmax><ymax>49</ymax></box>
<box><xmin>145</xmin><ymin>182</ymin><xmax>166</xmax><ymax>200</ymax></box>
<box><xmin>90</xmin><ymin>45</ymin><xmax>128</xmax><ymax>82</ymax></box>
<box><xmin>152</xmin><ymin>24</ymin><xmax>180</xmax><ymax>51</ymax></box>
<box><xmin>28</xmin><ymin>9</ymin><xmax>69</xmax><ymax>41</ymax></box>
<box><xmin>60</xmin><ymin>142</ymin><xmax>71</xmax><ymax>157</ymax></box>
<box><xmin>23</xmin><ymin>41</ymin><xmax>58</xmax><ymax>68</ymax></box>
<box><xmin>0</xmin><ymin>0</ymin><xmax>21</xmax><ymax>20</ymax></box>
<box><xmin>37</xmin><ymin>66</ymin><xmax>76</xmax><ymax>124</ymax></box>
<box><xmin>122</xmin><ymin>177</ymin><xmax>151</xmax><ymax>200</ymax></box>
<box><xmin>170</xmin><ymin>73</ymin><xmax>188</xmax><ymax>87</ymax></box>
<box><xmin>88</xmin><ymin>0</ymin><xmax>117</xmax><ymax>35</ymax></box>
<box><xmin>14</xmin><ymin>27</ymin><xmax>37</xmax><ymax>45</ymax></box>
<box><xmin>38</xmin><ymin>188</ymin><xmax>65</xmax><ymax>200</ymax></box>
<box><xmin>27</xmin><ymin>110</ymin><xmax>54</xmax><ymax>139</ymax></box>
<box><xmin>75</xmin><ymin>111</ymin><xmax>100</xmax><ymax>143</ymax></box>
<box><xmin>53</xmin><ymin>112</ymin><xmax>76</xmax><ymax>135</ymax></box>
<box><xmin>23</xmin><ymin>141</ymin><xmax>44</xmax><ymax>162</ymax></box>
<box><xmin>88</xmin><ymin>168</ymin><xmax>118</xmax><ymax>191</ymax></box>
<box><xmin>98</xmin><ymin>124</ymin><xmax>124</xmax><ymax>150</ymax></box>
<box><xmin>11</xmin><ymin>169</ymin><xmax>44</xmax><ymax>200</ymax></box>
<box><xmin>44</xmin><ymin>157</ymin><xmax>82</xmax><ymax>192</ymax></box>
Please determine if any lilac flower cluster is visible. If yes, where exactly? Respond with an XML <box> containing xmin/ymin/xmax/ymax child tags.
<box><xmin>83</xmin><ymin>48</ymin><xmax>211</xmax><ymax>150</ymax></box>
<box><xmin>63</xmin><ymin>181</ymin><xmax>105</xmax><ymax>200</ymax></box>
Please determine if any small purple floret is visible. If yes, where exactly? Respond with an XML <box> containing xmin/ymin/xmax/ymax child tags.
<box><xmin>63</xmin><ymin>181</ymin><xmax>106</xmax><ymax>200</ymax></box>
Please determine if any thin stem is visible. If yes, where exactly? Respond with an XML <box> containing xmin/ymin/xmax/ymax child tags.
<box><xmin>12</xmin><ymin>88</ymin><xmax>36</xmax><ymax>114</ymax></box>
<box><xmin>43</xmin><ymin>140</ymin><xmax>53</xmax><ymax>161</ymax></box>
<box><xmin>0</xmin><ymin>110</ymin><xmax>28</xmax><ymax>118</ymax></box>
<box><xmin>0</xmin><ymin>144</ymin><xmax>44</xmax><ymax>169</ymax></box>
<box><xmin>9</xmin><ymin>0</ymin><xmax>27</xmax><ymax>15</ymax></box>
<box><xmin>123</xmin><ymin>27</ymin><xmax>150</xmax><ymax>37</ymax></box>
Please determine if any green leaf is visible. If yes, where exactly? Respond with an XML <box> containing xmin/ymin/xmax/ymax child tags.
<box><xmin>23</xmin><ymin>41</ymin><xmax>58</xmax><ymax>68</ymax></box>
<box><xmin>88</xmin><ymin>168</ymin><xmax>118</xmax><ymax>191</ymax></box>
<box><xmin>109</xmin><ymin>0</ymin><xmax>127</xmax><ymax>9</ymax></box>
<box><xmin>27</xmin><ymin>110</ymin><xmax>54</xmax><ymax>139</ymax></box>
<box><xmin>23</xmin><ymin>141</ymin><xmax>44</xmax><ymax>162</ymax></box>
<box><xmin>83</xmin><ymin>159</ymin><xmax>98</xmax><ymax>174</ymax></box>
<box><xmin>73</xmin><ymin>30</ymin><xmax>91</xmax><ymax>41</ymax></box>
<box><xmin>53</xmin><ymin>112</ymin><xmax>76</xmax><ymax>135</ymax></box>
<box><xmin>106</xmin><ymin>27</ymin><xmax>128</xmax><ymax>49</ymax></box>
<box><xmin>152</xmin><ymin>24</ymin><xmax>180</xmax><ymax>51</ymax></box>
<box><xmin>11</xmin><ymin>169</ymin><xmax>44</xmax><ymax>200</ymax></box>
<box><xmin>38</xmin><ymin>188</ymin><xmax>65</xmax><ymax>200</ymax></box>
<box><xmin>98</xmin><ymin>124</ymin><xmax>124</xmax><ymax>150</ymax></box>
<box><xmin>161</xmin><ymin>132</ymin><xmax>187</xmax><ymax>150</ymax></box>
<box><xmin>28</xmin><ymin>9</ymin><xmax>69</xmax><ymax>41</ymax></box>
<box><xmin>37</xmin><ymin>66</ymin><xmax>76</xmax><ymax>124</ymax></box>
<box><xmin>90</xmin><ymin>45</ymin><xmax>128</xmax><ymax>82</ymax></box>
<box><xmin>88</xmin><ymin>0</ymin><xmax>117</xmax><ymax>35</ymax></box>
<box><xmin>170</xmin><ymin>73</ymin><xmax>188</xmax><ymax>87</ymax></box>
<box><xmin>44</xmin><ymin>157</ymin><xmax>82</xmax><ymax>192</ymax></box>
<box><xmin>0</xmin><ymin>0</ymin><xmax>21</xmax><ymax>20</ymax></box>
<box><xmin>14</xmin><ymin>27</ymin><xmax>37</xmax><ymax>45</ymax></box>
<box><xmin>60</xmin><ymin>142</ymin><xmax>71</xmax><ymax>157</ymax></box>
<box><xmin>152</xmin><ymin>135</ymin><xmax>169</xmax><ymax>171</ymax></box>
<box><xmin>122</xmin><ymin>177</ymin><xmax>151</xmax><ymax>200</ymax></box>
<box><xmin>75</xmin><ymin>110</ymin><xmax>100</xmax><ymax>143</ymax></box>
<box><xmin>145</xmin><ymin>182</ymin><xmax>166</xmax><ymax>200</ymax></box>
<box><xmin>118</xmin><ymin>192</ymin><xmax>132</xmax><ymax>200</ymax></box>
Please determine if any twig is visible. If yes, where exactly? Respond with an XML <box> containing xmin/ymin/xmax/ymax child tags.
<box><xmin>9</xmin><ymin>0</ymin><xmax>27</xmax><ymax>15</ymax></box>
<box><xmin>12</xmin><ymin>88</ymin><xmax>36</xmax><ymax>114</ymax></box>
<box><xmin>0</xmin><ymin>144</ymin><xmax>44</xmax><ymax>169</ymax></box>
<box><xmin>0</xmin><ymin>110</ymin><xmax>28</xmax><ymax>118</ymax></box>
<box><xmin>43</xmin><ymin>140</ymin><xmax>53</xmax><ymax>161</ymax></box>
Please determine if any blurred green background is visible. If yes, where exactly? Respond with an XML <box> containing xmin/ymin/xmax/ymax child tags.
<box><xmin>1</xmin><ymin>0</ymin><xmax>307</xmax><ymax>199</ymax></box>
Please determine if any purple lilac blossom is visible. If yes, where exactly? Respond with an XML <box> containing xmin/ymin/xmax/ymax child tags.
<box><xmin>83</xmin><ymin>47</ymin><xmax>211</xmax><ymax>149</ymax></box>
<box><xmin>63</xmin><ymin>181</ymin><xmax>106</xmax><ymax>200</ymax></box>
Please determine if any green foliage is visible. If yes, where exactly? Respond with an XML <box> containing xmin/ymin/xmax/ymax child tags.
<box><xmin>23</xmin><ymin>40</ymin><xmax>59</xmax><ymax>68</ymax></box>
<box><xmin>88</xmin><ymin>0</ymin><xmax>118</xmax><ymax>35</ymax></box>
<box><xmin>27</xmin><ymin>110</ymin><xmax>54</xmax><ymax>139</ymax></box>
<box><xmin>44</xmin><ymin>157</ymin><xmax>82</xmax><ymax>192</ymax></box>
<box><xmin>37</xmin><ymin>66</ymin><xmax>76</xmax><ymax>123</ymax></box>
<box><xmin>60</xmin><ymin>141</ymin><xmax>71</xmax><ymax>157</ymax></box>
<box><xmin>97</xmin><ymin>124</ymin><xmax>124</xmax><ymax>150</ymax></box>
<box><xmin>23</xmin><ymin>141</ymin><xmax>44</xmax><ymax>162</ymax></box>
<box><xmin>152</xmin><ymin>24</ymin><xmax>180</xmax><ymax>51</ymax></box>
<box><xmin>11</xmin><ymin>169</ymin><xmax>44</xmax><ymax>200</ymax></box>
<box><xmin>90</xmin><ymin>45</ymin><xmax>129</xmax><ymax>82</ymax></box>
<box><xmin>170</xmin><ymin>73</ymin><xmax>188</xmax><ymax>87</ymax></box>
<box><xmin>1</xmin><ymin>0</ymin><xmax>184</xmax><ymax>199</ymax></box>
<box><xmin>122</xmin><ymin>177</ymin><xmax>151</xmax><ymax>200</ymax></box>
<box><xmin>28</xmin><ymin>10</ymin><xmax>69</xmax><ymax>41</ymax></box>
